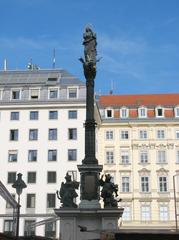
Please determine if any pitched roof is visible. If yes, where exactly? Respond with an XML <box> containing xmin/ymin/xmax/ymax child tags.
<box><xmin>0</xmin><ymin>69</ymin><xmax>85</xmax><ymax>87</ymax></box>
<box><xmin>99</xmin><ymin>94</ymin><xmax>179</xmax><ymax>107</ymax></box>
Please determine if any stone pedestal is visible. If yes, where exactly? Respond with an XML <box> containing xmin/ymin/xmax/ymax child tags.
<box><xmin>54</xmin><ymin>208</ymin><xmax>124</xmax><ymax>240</ymax></box>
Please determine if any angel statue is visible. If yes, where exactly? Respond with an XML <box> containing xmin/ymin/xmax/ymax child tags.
<box><xmin>56</xmin><ymin>172</ymin><xmax>79</xmax><ymax>208</ymax></box>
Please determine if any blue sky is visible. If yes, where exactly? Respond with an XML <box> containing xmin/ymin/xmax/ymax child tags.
<box><xmin>0</xmin><ymin>0</ymin><xmax>179</xmax><ymax>95</ymax></box>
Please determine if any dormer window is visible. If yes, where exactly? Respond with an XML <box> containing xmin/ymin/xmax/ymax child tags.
<box><xmin>11</xmin><ymin>89</ymin><xmax>21</xmax><ymax>100</ymax></box>
<box><xmin>155</xmin><ymin>106</ymin><xmax>164</xmax><ymax>118</ymax></box>
<box><xmin>0</xmin><ymin>89</ymin><xmax>3</xmax><ymax>100</ymax></box>
<box><xmin>48</xmin><ymin>88</ymin><xmax>58</xmax><ymax>99</ymax></box>
<box><xmin>30</xmin><ymin>88</ymin><xmax>40</xmax><ymax>100</ymax></box>
<box><xmin>106</xmin><ymin>109</ymin><xmax>113</xmax><ymax>118</ymax></box>
<box><xmin>120</xmin><ymin>107</ymin><xmax>128</xmax><ymax>118</ymax></box>
<box><xmin>68</xmin><ymin>88</ymin><xmax>78</xmax><ymax>99</ymax></box>
<box><xmin>138</xmin><ymin>106</ymin><xmax>147</xmax><ymax>118</ymax></box>
<box><xmin>174</xmin><ymin>106</ymin><xmax>179</xmax><ymax>118</ymax></box>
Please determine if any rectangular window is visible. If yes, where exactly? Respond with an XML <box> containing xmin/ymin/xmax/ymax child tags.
<box><xmin>48</xmin><ymin>128</ymin><xmax>57</xmax><ymax>140</ymax></box>
<box><xmin>106</xmin><ymin>131</ymin><xmax>114</xmax><ymax>140</ymax></box>
<box><xmin>106</xmin><ymin>109</ymin><xmax>112</xmax><ymax>118</ymax></box>
<box><xmin>157</xmin><ymin>130</ymin><xmax>165</xmax><ymax>139</ymax></box>
<box><xmin>45</xmin><ymin>222</ymin><xmax>56</xmax><ymax>238</ymax></box>
<box><xmin>159</xmin><ymin>176</ymin><xmax>167</xmax><ymax>192</ymax></box>
<box><xmin>122</xmin><ymin>177</ymin><xmax>130</xmax><ymax>192</ymax></box>
<box><xmin>29</xmin><ymin>129</ymin><xmax>38</xmax><ymax>140</ymax></box>
<box><xmin>159</xmin><ymin>205</ymin><xmax>168</xmax><ymax>221</ymax></box>
<box><xmin>27</xmin><ymin>172</ymin><xmax>36</xmax><ymax>183</ymax></box>
<box><xmin>176</xmin><ymin>130</ymin><xmax>179</xmax><ymax>139</ymax></box>
<box><xmin>30</xmin><ymin>89</ymin><xmax>39</xmax><ymax>99</ymax></box>
<box><xmin>141</xmin><ymin>176</ymin><xmax>149</xmax><ymax>192</ymax></box>
<box><xmin>28</xmin><ymin>150</ymin><xmax>37</xmax><ymax>162</ymax></box>
<box><xmin>47</xmin><ymin>193</ymin><xmax>56</xmax><ymax>208</ymax></box>
<box><xmin>30</xmin><ymin>111</ymin><xmax>38</xmax><ymax>120</ymax></box>
<box><xmin>67</xmin><ymin>170</ymin><xmax>77</xmax><ymax>181</ymax></box>
<box><xmin>138</xmin><ymin>108</ymin><xmax>147</xmax><ymax>118</ymax></box>
<box><xmin>156</xmin><ymin>108</ymin><xmax>164</xmax><ymax>117</ymax></box>
<box><xmin>4</xmin><ymin>220</ymin><xmax>13</xmax><ymax>235</ymax></box>
<box><xmin>49</xmin><ymin>111</ymin><xmax>58</xmax><ymax>120</ymax></box>
<box><xmin>24</xmin><ymin>220</ymin><xmax>35</xmax><ymax>236</ymax></box>
<box><xmin>10</xmin><ymin>112</ymin><xmax>19</xmax><ymax>120</ymax></box>
<box><xmin>157</xmin><ymin>150</ymin><xmax>166</xmax><ymax>163</ymax></box>
<box><xmin>68</xmin><ymin>110</ymin><xmax>77</xmax><ymax>119</ymax></box>
<box><xmin>121</xmin><ymin>149</ymin><xmax>129</xmax><ymax>164</ymax></box>
<box><xmin>8</xmin><ymin>150</ymin><xmax>18</xmax><ymax>162</ymax></box>
<box><xmin>68</xmin><ymin>149</ymin><xmax>77</xmax><ymax>161</ymax></box>
<box><xmin>49</xmin><ymin>88</ymin><xmax>58</xmax><ymax>99</ymax></box>
<box><xmin>11</xmin><ymin>89</ymin><xmax>20</xmax><ymax>100</ymax></box>
<box><xmin>175</xmin><ymin>108</ymin><xmax>179</xmax><ymax>118</ymax></box>
<box><xmin>139</xmin><ymin>130</ymin><xmax>147</xmax><ymax>139</ymax></box>
<box><xmin>121</xmin><ymin>130</ymin><xmax>129</xmax><ymax>139</ymax></box>
<box><xmin>120</xmin><ymin>108</ymin><xmax>128</xmax><ymax>118</ymax></box>
<box><xmin>68</xmin><ymin>128</ymin><xmax>77</xmax><ymax>140</ymax></box>
<box><xmin>48</xmin><ymin>150</ymin><xmax>57</xmax><ymax>161</ymax></box>
<box><xmin>7</xmin><ymin>172</ymin><xmax>16</xmax><ymax>184</ymax></box>
<box><xmin>0</xmin><ymin>89</ymin><xmax>3</xmax><ymax>100</ymax></box>
<box><xmin>122</xmin><ymin>206</ymin><xmax>131</xmax><ymax>221</ymax></box>
<box><xmin>27</xmin><ymin>194</ymin><xmax>35</xmax><ymax>208</ymax></box>
<box><xmin>47</xmin><ymin>171</ymin><xmax>56</xmax><ymax>183</ymax></box>
<box><xmin>68</xmin><ymin>88</ymin><xmax>77</xmax><ymax>99</ymax></box>
<box><xmin>106</xmin><ymin>150</ymin><xmax>114</xmax><ymax>164</ymax></box>
<box><xmin>6</xmin><ymin>194</ymin><xmax>15</xmax><ymax>208</ymax></box>
<box><xmin>176</xmin><ymin>150</ymin><xmax>179</xmax><ymax>163</ymax></box>
<box><xmin>140</xmin><ymin>151</ymin><xmax>148</xmax><ymax>163</ymax></box>
<box><xmin>141</xmin><ymin>205</ymin><xmax>151</xmax><ymax>221</ymax></box>
<box><xmin>10</xmin><ymin>129</ymin><xmax>18</xmax><ymax>141</ymax></box>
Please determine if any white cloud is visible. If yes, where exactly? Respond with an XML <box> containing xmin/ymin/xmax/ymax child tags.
<box><xmin>98</xmin><ymin>34</ymin><xmax>146</xmax><ymax>55</ymax></box>
<box><xmin>0</xmin><ymin>36</ymin><xmax>67</xmax><ymax>51</ymax></box>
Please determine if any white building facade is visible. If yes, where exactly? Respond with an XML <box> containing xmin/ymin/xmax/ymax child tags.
<box><xmin>0</xmin><ymin>69</ymin><xmax>86</xmax><ymax>238</ymax></box>
<box><xmin>97</xmin><ymin>94</ymin><xmax>179</xmax><ymax>229</ymax></box>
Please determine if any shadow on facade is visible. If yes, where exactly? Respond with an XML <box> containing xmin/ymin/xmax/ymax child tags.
<box><xmin>0</xmin><ymin>233</ymin><xmax>54</xmax><ymax>240</ymax></box>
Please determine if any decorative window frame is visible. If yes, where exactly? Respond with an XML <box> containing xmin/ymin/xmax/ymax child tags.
<box><xmin>138</xmin><ymin>106</ymin><xmax>147</xmax><ymax>118</ymax></box>
<box><xmin>140</xmin><ymin>203</ymin><xmax>151</xmax><ymax>221</ymax></box>
<box><xmin>120</xmin><ymin>107</ymin><xmax>129</xmax><ymax>119</ymax></box>
<box><xmin>174</xmin><ymin>106</ymin><xmax>179</xmax><ymax>118</ymax></box>
<box><xmin>105</xmin><ymin>130</ymin><xmax>114</xmax><ymax>140</ymax></box>
<box><xmin>29</xmin><ymin>88</ymin><xmax>40</xmax><ymax>100</ymax></box>
<box><xmin>48</xmin><ymin>87</ymin><xmax>59</xmax><ymax>99</ymax></box>
<box><xmin>67</xmin><ymin>86</ymin><xmax>79</xmax><ymax>99</ymax></box>
<box><xmin>105</xmin><ymin>148</ymin><xmax>115</xmax><ymax>164</ymax></box>
<box><xmin>0</xmin><ymin>88</ymin><xmax>3</xmax><ymax>100</ymax></box>
<box><xmin>11</xmin><ymin>88</ymin><xmax>22</xmax><ymax>100</ymax></box>
<box><xmin>155</xmin><ymin>105</ymin><xmax>164</xmax><ymax>118</ymax></box>
<box><xmin>105</xmin><ymin>108</ymin><xmax>113</xmax><ymax>118</ymax></box>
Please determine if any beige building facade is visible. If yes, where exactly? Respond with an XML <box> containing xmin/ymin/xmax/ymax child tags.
<box><xmin>97</xmin><ymin>94</ymin><xmax>179</xmax><ymax>229</ymax></box>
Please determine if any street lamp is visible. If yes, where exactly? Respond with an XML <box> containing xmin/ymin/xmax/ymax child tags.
<box><xmin>173</xmin><ymin>174</ymin><xmax>179</xmax><ymax>231</ymax></box>
<box><xmin>12</xmin><ymin>173</ymin><xmax>27</xmax><ymax>239</ymax></box>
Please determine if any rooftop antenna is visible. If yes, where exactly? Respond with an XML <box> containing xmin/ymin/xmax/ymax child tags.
<box><xmin>4</xmin><ymin>59</ymin><xmax>7</xmax><ymax>71</ymax></box>
<box><xmin>109</xmin><ymin>80</ymin><xmax>113</xmax><ymax>95</ymax></box>
<box><xmin>52</xmin><ymin>48</ymin><xmax>56</xmax><ymax>69</ymax></box>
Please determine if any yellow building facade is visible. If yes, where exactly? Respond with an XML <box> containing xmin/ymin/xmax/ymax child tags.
<box><xmin>97</xmin><ymin>94</ymin><xmax>179</xmax><ymax>229</ymax></box>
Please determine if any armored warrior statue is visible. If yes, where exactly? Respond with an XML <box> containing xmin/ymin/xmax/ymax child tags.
<box><xmin>99</xmin><ymin>174</ymin><xmax>121</xmax><ymax>208</ymax></box>
<box><xmin>56</xmin><ymin>173</ymin><xmax>79</xmax><ymax>208</ymax></box>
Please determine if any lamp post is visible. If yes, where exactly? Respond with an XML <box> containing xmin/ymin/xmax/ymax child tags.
<box><xmin>173</xmin><ymin>174</ymin><xmax>179</xmax><ymax>231</ymax></box>
<box><xmin>12</xmin><ymin>173</ymin><xmax>27</xmax><ymax>239</ymax></box>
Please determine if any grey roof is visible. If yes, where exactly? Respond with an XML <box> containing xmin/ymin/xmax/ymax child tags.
<box><xmin>0</xmin><ymin>69</ymin><xmax>85</xmax><ymax>87</ymax></box>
